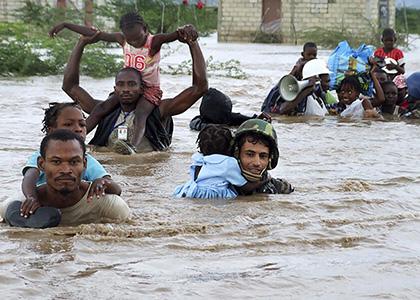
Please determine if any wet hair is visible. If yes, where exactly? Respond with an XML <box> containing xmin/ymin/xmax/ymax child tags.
<box><xmin>197</xmin><ymin>124</ymin><xmax>233</xmax><ymax>156</ymax></box>
<box><xmin>237</xmin><ymin>132</ymin><xmax>271</xmax><ymax>155</ymax></box>
<box><xmin>337</xmin><ymin>75</ymin><xmax>362</xmax><ymax>94</ymax></box>
<box><xmin>116</xmin><ymin>67</ymin><xmax>144</xmax><ymax>84</ymax></box>
<box><xmin>303</xmin><ymin>42</ymin><xmax>317</xmax><ymax>52</ymax></box>
<box><xmin>382</xmin><ymin>28</ymin><xmax>396</xmax><ymax>39</ymax></box>
<box><xmin>42</xmin><ymin>102</ymin><xmax>82</xmax><ymax>134</ymax></box>
<box><xmin>381</xmin><ymin>80</ymin><xmax>397</xmax><ymax>92</ymax></box>
<box><xmin>40</xmin><ymin>129</ymin><xmax>86</xmax><ymax>159</ymax></box>
<box><xmin>119</xmin><ymin>12</ymin><xmax>147</xmax><ymax>32</ymax></box>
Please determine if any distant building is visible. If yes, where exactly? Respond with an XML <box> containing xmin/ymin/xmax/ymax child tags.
<box><xmin>218</xmin><ymin>0</ymin><xmax>396</xmax><ymax>43</ymax></box>
<box><xmin>0</xmin><ymin>0</ymin><xmax>220</xmax><ymax>22</ymax></box>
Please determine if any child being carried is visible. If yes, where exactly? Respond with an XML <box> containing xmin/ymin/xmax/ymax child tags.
<box><xmin>174</xmin><ymin>125</ymin><xmax>266</xmax><ymax>199</ymax></box>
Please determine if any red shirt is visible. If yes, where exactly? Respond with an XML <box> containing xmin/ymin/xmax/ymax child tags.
<box><xmin>374</xmin><ymin>47</ymin><xmax>405</xmax><ymax>65</ymax></box>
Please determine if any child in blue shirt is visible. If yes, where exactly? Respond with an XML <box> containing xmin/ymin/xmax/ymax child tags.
<box><xmin>174</xmin><ymin>124</ymin><xmax>265</xmax><ymax>199</ymax></box>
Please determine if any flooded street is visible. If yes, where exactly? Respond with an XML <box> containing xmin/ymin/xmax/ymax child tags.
<box><xmin>1</xmin><ymin>34</ymin><xmax>420</xmax><ymax>299</ymax></box>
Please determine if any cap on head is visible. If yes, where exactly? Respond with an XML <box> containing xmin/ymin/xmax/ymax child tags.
<box><xmin>393</xmin><ymin>74</ymin><xmax>407</xmax><ymax>89</ymax></box>
<box><xmin>199</xmin><ymin>88</ymin><xmax>233</xmax><ymax>124</ymax></box>
<box><xmin>234</xmin><ymin>119</ymin><xmax>279</xmax><ymax>169</ymax></box>
<box><xmin>302</xmin><ymin>59</ymin><xmax>331</xmax><ymax>80</ymax></box>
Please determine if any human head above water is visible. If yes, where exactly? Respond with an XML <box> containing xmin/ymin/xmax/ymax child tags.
<box><xmin>337</xmin><ymin>75</ymin><xmax>362</xmax><ymax>105</ymax></box>
<box><xmin>119</xmin><ymin>12</ymin><xmax>148</xmax><ymax>48</ymax></box>
<box><xmin>381</xmin><ymin>81</ymin><xmax>398</xmax><ymax>106</ymax></box>
<box><xmin>199</xmin><ymin>88</ymin><xmax>232</xmax><ymax>124</ymax></box>
<box><xmin>302</xmin><ymin>58</ymin><xmax>330</xmax><ymax>91</ymax></box>
<box><xmin>114</xmin><ymin>67</ymin><xmax>144</xmax><ymax>109</ymax></box>
<box><xmin>302</xmin><ymin>42</ymin><xmax>317</xmax><ymax>61</ymax></box>
<box><xmin>40</xmin><ymin>129</ymin><xmax>86</xmax><ymax>159</ymax></box>
<box><xmin>42</xmin><ymin>102</ymin><xmax>87</xmax><ymax>141</ymax></box>
<box><xmin>197</xmin><ymin>124</ymin><xmax>233</xmax><ymax>156</ymax></box>
<box><xmin>234</xmin><ymin>119</ymin><xmax>279</xmax><ymax>171</ymax></box>
<box><xmin>39</xmin><ymin>129</ymin><xmax>87</xmax><ymax>195</ymax></box>
<box><xmin>374</xmin><ymin>68</ymin><xmax>389</xmax><ymax>83</ymax></box>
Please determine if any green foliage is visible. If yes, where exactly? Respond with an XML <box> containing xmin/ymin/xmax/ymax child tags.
<box><xmin>396</xmin><ymin>8</ymin><xmax>420</xmax><ymax>35</ymax></box>
<box><xmin>0</xmin><ymin>39</ymin><xmax>54</xmax><ymax>76</ymax></box>
<box><xmin>0</xmin><ymin>1</ymin><xmax>218</xmax><ymax>77</ymax></box>
<box><xmin>253</xmin><ymin>32</ymin><xmax>282</xmax><ymax>44</ymax></box>
<box><xmin>96</xmin><ymin>0</ymin><xmax>217</xmax><ymax>35</ymax></box>
<box><xmin>162</xmin><ymin>55</ymin><xmax>247</xmax><ymax>80</ymax></box>
<box><xmin>14</xmin><ymin>1</ymin><xmax>84</xmax><ymax>31</ymax></box>
<box><xmin>0</xmin><ymin>22</ymin><xmax>121</xmax><ymax>77</ymax></box>
<box><xmin>300</xmin><ymin>27</ymin><xmax>382</xmax><ymax>49</ymax></box>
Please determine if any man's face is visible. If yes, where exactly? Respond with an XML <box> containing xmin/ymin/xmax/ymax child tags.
<box><xmin>38</xmin><ymin>140</ymin><xmax>86</xmax><ymax>195</ymax></box>
<box><xmin>49</xmin><ymin>106</ymin><xmax>87</xmax><ymax>141</ymax></box>
<box><xmin>114</xmin><ymin>70</ymin><xmax>143</xmax><ymax>107</ymax></box>
<box><xmin>239</xmin><ymin>139</ymin><xmax>270</xmax><ymax>175</ymax></box>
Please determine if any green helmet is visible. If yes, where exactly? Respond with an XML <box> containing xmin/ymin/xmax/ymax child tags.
<box><xmin>234</xmin><ymin>119</ymin><xmax>279</xmax><ymax>170</ymax></box>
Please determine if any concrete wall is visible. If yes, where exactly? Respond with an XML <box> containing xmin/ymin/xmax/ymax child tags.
<box><xmin>218</xmin><ymin>0</ymin><xmax>263</xmax><ymax>42</ymax></box>
<box><xmin>218</xmin><ymin>0</ymin><xmax>396</xmax><ymax>43</ymax></box>
<box><xmin>0</xmin><ymin>0</ymin><xmax>27</xmax><ymax>22</ymax></box>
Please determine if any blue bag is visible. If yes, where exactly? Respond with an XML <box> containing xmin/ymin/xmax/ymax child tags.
<box><xmin>327</xmin><ymin>41</ymin><xmax>375</xmax><ymax>96</ymax></box>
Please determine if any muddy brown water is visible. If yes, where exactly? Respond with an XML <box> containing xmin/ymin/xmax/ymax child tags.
<box><xmin>1</xmin><ymin>35</ymin><xmax>420</xmax><ymax>299</ymax></box>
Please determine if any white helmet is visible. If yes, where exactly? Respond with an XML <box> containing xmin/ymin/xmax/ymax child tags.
<box><xmin>302</xmin><ymin>59</ymin><xmax>331</xmax><ymax>80</ymax></box>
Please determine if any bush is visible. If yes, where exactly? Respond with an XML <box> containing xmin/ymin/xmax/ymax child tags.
<box><xmin>0</xmin><ymin>22</ymin><xmax>121</xmax><ymax>77</ymax></box>
<box><xmin>396</xmin><ymin>8</ymin><xmax>420</xmax><ymax>35</ymax></box>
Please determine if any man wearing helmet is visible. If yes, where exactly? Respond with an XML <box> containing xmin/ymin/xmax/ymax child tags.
<box><xmin>233</xmin><ymin>119</ymin><xmax>294</xmax><ymax>195</ymax></box>
<box><xmin>262</xmin><ymin>59</ymin><xmax>335</xmax><ymax>116</ymax></box>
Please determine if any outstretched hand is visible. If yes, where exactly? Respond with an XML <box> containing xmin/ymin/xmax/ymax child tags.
<box><xmin>177</xmin><ymin>24</ymin><xmax>199</xmax><ymax>44</ymax></box>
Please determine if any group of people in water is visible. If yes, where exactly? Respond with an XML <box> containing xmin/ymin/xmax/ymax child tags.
<box><xmin>262</xmin><ymin>27</ymin><xmax>419</xmax><ymax>119</ymax></box>
<box><xmin>0</xmin><ymin>12</ymin><xmax>419</xmax><ymax>229</ymax></box>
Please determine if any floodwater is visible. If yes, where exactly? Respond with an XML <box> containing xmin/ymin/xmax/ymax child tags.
<box><xmin>1</xmin><ymin>34</ymin><xmax>420</xmax><ymax>299</ymax></box>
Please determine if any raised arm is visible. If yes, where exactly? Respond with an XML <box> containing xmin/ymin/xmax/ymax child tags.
<box><xmin>150</xmin><ymin>24</ymin><xmax>198</xmax><ymax>56</ymax></box>
<box><xmin>62</xmin><ymin>34</ymin><xmax>103</xmax><ymax>114</ymax></box>
<box><xmin>49</xmin><ymin>22</ymin><xmax>125</xmax><ymax>45</ymax></box>
<box><xmin>159</xmin><ymin>39</ymin><xmax>208</xmax><ymax>118</ymax></box>
<box><xmin>369</xmin><ymin>66</ymin><xmax>385</xmax><ymax>107</ymax></box>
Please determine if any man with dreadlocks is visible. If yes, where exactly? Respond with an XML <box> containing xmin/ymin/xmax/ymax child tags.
<box><xmin>19</xmin><ymin>102</ymin><xmax>121</xmax><ymax>220</ymax></box>
<box><xmin>50</xmin><ymin>12</ymin><xmax>199</xmax><ymax>153</ymax></box>
<box><xmin>62</xmin><ymin>21</ymin><xmax>208</xmax><ymax>154</ymax></box>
